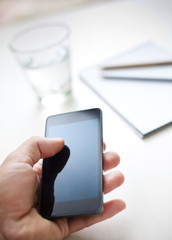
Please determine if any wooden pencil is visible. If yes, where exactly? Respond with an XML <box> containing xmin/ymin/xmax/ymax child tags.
<box><xmin>101</xmin><ymin>61</ymin><xmax>172</xmax><ymax>70</ymax></box>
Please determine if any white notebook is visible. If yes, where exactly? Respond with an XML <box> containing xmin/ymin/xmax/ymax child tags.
<box><xmin>80</xmin><ymin>42</ymin><xmax>172</xmax><ymax>137</ymax></box>
<box><xmin>101</xmin><ymin>42</ymin><xmax>172</xmax><ymax>81</ymax></box>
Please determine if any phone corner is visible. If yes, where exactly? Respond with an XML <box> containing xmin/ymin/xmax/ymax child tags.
<box><xmin>95</xmin><ymin>203</ymin><xmax>104</xmax><ymax>215</ymax></box>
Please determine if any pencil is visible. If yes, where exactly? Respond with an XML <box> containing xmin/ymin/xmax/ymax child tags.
<box><xmin>101</xmin><ymin>61</ymin><xmax>172</xmax><ymax>70</ymax></box>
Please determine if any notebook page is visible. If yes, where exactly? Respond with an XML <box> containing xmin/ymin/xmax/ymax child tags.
<box><xmin>80</xmin><ymin>42</ymin><xmax>172</xmax><ymax>137</ymax></box>
<box><xmin>102</xmin><ymin>42</ymin><xmax>172</xmax><ymax>81</ymax></box>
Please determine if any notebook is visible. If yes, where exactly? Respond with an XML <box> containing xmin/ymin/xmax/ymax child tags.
<box><xmin>101</xmin><ymin>42</ymin><xmax>172</xmax><ymax>81</ymax></box>
<box><xmin>80</xmin><ymin>42</ymin><xmax>172</xmax><ymax>137</ymax></box>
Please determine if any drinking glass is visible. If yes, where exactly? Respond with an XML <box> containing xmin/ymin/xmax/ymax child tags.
<box><xmin>9</xmin><ymin>23</ymin><xmax>71</xmax><ymax>106</ymax></box>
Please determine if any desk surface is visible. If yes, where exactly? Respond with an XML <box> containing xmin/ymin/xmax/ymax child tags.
<box><xmin>0</xmin><ymin>0</ymin><xmax>172</xmax><ymax>239</ymax></box>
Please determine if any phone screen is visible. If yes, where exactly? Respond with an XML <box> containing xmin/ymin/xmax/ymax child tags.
<box><xmin>39</xmin><ymin>108</ymin><xmax>103</xmax><ymax>218</ymax></box>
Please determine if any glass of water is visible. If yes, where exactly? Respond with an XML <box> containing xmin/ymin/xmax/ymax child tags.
<box><xmin>9</xmin><ymin>23</ymin><xmax>71</xmax><ymax>106</ymax></box>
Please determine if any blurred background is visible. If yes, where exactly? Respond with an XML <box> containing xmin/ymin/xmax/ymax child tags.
<box><xmin>0</xmin><ymin>0</ymin><xmax>172</xmax><ymax>46</ymax></box>
<box><xmin>0</xmin><ymin>0</ymin><xmax>112</xmax><ymax>24</ymax></box>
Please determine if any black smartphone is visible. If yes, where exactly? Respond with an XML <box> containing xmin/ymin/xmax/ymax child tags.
<box><xmin>39</xmin><ymin>108</ymin><xmax>103</xmax><ymax>219</ymax></box>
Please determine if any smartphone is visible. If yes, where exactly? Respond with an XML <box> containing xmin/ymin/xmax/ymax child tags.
<box><xmin>39</xmin><ymin>108</ymin><xmax>103</xmax><ymax>219</ymax></box>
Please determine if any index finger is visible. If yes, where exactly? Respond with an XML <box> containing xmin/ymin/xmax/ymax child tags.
<box><xmin>103</xmin><ymin>151</ymin><xmax>120</xmax><ymax>172</ymax></box>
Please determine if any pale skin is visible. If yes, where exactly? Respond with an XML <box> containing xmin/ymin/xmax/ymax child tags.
<box><xmin>0</xmin><ymin>137</ymin><xmax>126</xmax><ymax>240</ymax></box>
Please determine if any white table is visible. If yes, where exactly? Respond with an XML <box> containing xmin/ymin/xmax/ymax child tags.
<box><xmin>0</xmin><ymin>1</ymin><xmax>172</xmax><ymax>239</ymax></box>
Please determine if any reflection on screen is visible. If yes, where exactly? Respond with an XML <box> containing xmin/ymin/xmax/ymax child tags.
<box><xmin>48</xmin><ymin>119</ymin><xmax>99</xmax><ymax>202</ymax></box>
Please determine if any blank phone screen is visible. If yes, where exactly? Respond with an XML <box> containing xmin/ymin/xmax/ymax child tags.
<box><xmin>48</xmin><ymin>118</ymin><xmax>99</xmax><ymax>202</ymax></box>
<box><xmin>39</xmin><ymin>108</ymin><xmax>103</xmax><ymax>218</ymax></box>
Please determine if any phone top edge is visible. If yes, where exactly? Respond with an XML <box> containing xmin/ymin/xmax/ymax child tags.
<box><xmin>45</xmin><ymin>108</ymin><xmax>102</xmax><ymax>122</ymax></box>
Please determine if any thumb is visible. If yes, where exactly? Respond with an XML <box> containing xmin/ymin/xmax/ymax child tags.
<box><xmin>4</xmin><ymin>136</ymin><xmax>65</xmax><ymax>167</ymax></box>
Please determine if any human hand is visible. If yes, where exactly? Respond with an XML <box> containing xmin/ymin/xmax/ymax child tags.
<box><xmin>0</xmin><ymin>137</ymin><xmax>126</xmax><ymax>240</ymax></box>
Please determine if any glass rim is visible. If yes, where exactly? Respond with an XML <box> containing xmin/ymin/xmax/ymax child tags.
<box><xmin>8</xmin><ymin>22</ymin><xmax>70</xmax><ymax>54</ymax></box>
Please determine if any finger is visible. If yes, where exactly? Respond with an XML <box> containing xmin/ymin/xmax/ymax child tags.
<box><xmin>33</xmin><ymin>159</ymin><xmax>43</xmax><ymax>179</ymax></box>
<box><xmin>103</xmin><ymin>142</ymin><xmax>106</xmax><ymax>151</ymax></box>
<box><xmin>68</xmin><ymin>199</ymin><xmax>126</xmax><ymax>234</ymax></box>
<box><xmin>103</xmin><ymin>151</ymin><xmax>120</xmax><ymax>172</ymax></box>
<box><xmin>5</xmin><ymin>136</ymin><xmax>64</xmax><ymax>166</ymax></box>
<box><xmin>103</xmin><ymin>170</ymin><xmax>125</xmax><ymax>194</ymax></box>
